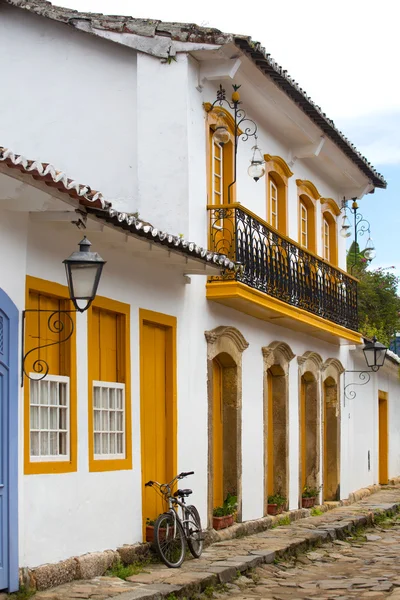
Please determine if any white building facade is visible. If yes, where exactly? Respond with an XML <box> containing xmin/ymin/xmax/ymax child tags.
<box><xmin>0</xmin><ymin>0</ymin><xmax>398</xmax><ymax>591</ymax></box>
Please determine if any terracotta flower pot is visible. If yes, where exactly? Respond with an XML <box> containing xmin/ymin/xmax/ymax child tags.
<box><xmin>302</xmin><ymin>496</ymin><xmax>316</xmax><ymax>509</ymax></box>
<box><xmin>146</xmin><ymin>525</ymin><xmax>167</xmax><ymax>543</ymax></box>
<box><xmin>267</xmin><ymin>503</ymin><xmax>283</xmax><ymax>516</ymax></box>
<box><xmin>213</xmin><ymin>514</ymin><xmax>234</xmax><ymax>530</ymax></box>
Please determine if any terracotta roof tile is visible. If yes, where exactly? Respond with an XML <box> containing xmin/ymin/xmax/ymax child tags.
<box><xmin>0</xmin><ymin>146</ymin><xmax>235</xmax><ymax>271</ymax></box>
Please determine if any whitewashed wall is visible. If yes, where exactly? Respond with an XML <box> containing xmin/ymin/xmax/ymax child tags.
<box><xmin>16</xmin><ymin>217</ymin><xmax>359</xmax><ymax>566</ymax></box>
<box><xmin>0</xmin><ymin>3</ymin><xmax>137</xmax><ymax>213</ymax></box>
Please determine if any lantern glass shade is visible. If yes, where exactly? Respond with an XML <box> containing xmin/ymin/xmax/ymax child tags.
<box><xmin>363</xmin><ymin>337</ymin><xmax>388</xmax><ymax>370</ymax></box>
<box><xmin>63</xmin><ymin>237</ymin><xmax>105</xmax><ymax>313</ymax></box>
<box><xmin>364</xmin><ymin>237</ymin><xmax>376</xmax><ymax>261</ymax></box>
<box><xmin>340</xmin><ymin>215</ymin><xmax>352</xmax><ymax>238</ymax></box>
<box><xmin>213</xmin><ymin>126</ymin><xmax>230</xmax><ymax>145</ymax></box>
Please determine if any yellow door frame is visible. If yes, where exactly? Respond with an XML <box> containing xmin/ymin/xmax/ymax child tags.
<box><xmin>378</xmin><ymin>390</ymin><xmax>388</xmax><ymax>485</ymax></box>
<box><xmin>139</xmin><ymin>309</ymin><xmax>177</xmax><ymax>535</ymax></box>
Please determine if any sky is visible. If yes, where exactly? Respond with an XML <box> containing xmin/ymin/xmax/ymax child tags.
<box><xmin>60</xmin><ymin>0</ymin><xmax>400</xmax><ymax>273</ymax></box>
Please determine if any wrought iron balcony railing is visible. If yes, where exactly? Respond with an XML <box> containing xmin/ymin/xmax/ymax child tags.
<box><xmin>208</xmin><ymin>204</ymin><xmax>358</xmax><ymax>331</ymax></box>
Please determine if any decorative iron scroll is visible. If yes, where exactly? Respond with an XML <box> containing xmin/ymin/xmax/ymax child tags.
<box><xmin>22</xmin><ymin>309</ymin><xmax>75</xmax><ymax>385</ymax></box>
<box><xmin>208</xmin><ymin>206</ymin><xmax>358</xmax><ymax>332</ymax></box>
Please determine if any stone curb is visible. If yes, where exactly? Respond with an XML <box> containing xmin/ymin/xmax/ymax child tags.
<box><xmin>22</xmin><ymin>481</ymin><xmax>400</xmax><ymax>592</ymax></box>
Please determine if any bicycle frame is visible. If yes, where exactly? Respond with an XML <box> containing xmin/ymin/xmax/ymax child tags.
<box><xmin>145</xmin><ymin>471</ymin><xmax>198</xmax><ymax>540</ymax></box>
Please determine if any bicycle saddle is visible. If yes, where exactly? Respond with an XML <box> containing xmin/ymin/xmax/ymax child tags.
<box><xmin>174</xmin><ymin>488</ymin><xmax>192</xmax><ymax>497</ymax></box>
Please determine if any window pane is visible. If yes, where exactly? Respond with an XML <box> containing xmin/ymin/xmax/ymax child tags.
<box><xmin>94</xmin><ymin>387</ymin><xmax>101</xmax><ymax>408</ymax></box>
<box><xmin>49</xmin><ymin>432</ymin><xmax>58</xmax><ymax>455</ymax></box>
<box><xmin>30</xmin><ymin>432</ymin><xmax>39</xmax><ymax>456</ymax></box>
<box><xmin>110</xmin><ymin>410</ymin><xmax>116</xmax><ymax>431</ymax></box>
<box><xmin>109</xmin><ymin>388</ymin><xmax>116</xmax><ymax>409</ymax></box>
<box><xmin>116</xmin><ymin>389</ymin><xmax>123</xmax><ymax>409</ymax></box>
<box><xmin>49</xmin><ymin>407</ymin><xmax>58</xmax><ymax>430</ymax></box>
<box><xmin>102</xmin><ymin>388</ymin><xmax>108</xmax><ymax>409</ymax></box>
<box><xmin>40</xmin><ymin>432</ymin><xmax>49</xmax><ymax>456</ymax></box>
<box><xmin>59</xmin><ymin>432</ymin><xmax>67</xmax><ymax>456</ymax></box>
<box><xmin>110</xmin><ymin>433</ymin><xmax>116</xmax><ymax>454</ymax></box>
<box><xmin>30</xmin><ymin>380</ymin><xmax>39</xmax><ymax>405</ymax></box>
<box><xmin>101</xmin><ymin>433</ymin><xmax>109</xmax><ymax>455</ymax></box>
<box><xmin>117</xmin><ymin>433</ymin><xmax>123</xmax><ymax>455</ymax></box>
<box><xmin>30</xmin><ymin>406</ymin><xmax>39</xmax><ymax>430</ymax></box>
<box><xmin>94</xmin><ymin>432</ymin><xmax>101</xmax><ymax>454</ymax></box>
<box><xmin>40</xmin><ymin>407</ymin><xmax>49</xmax><ymax>429</ymax></box>
<box><xmin>116</xmin><ymin>412</ymin><xmax>123</xmax><ymax>432</ymax></box>
<box><xmin>102</xmin><ymin>411</ymin><xmax>109</xmax><ymax>431</ymax></box>
<box><xmin>40</xmin><ymin>382</ymin><xmax>49</xmax><ymax>405</ymax></box>
<box><xmin>59</xmin><ymin>383</ymin><xmax>67</xmax><ymax>406</ymax></box>
<box><xmin>94</xmin><ymin>409</ymin><xmax>101</xmax><ymax>432</ymax></box>
<box><xmin>59</xmin><ymin>407</ymin><xmax>67</xmax><ymax>430</ymax></box>
<box><xmin>50</xmin><ymin>382</ymin><xmax>58</xmax><ymax>405</ymax></box>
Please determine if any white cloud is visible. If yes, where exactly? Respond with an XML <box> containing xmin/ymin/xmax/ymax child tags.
<box><xmin>336</xmin><ymin>112</ymin><xmax>400</xmax><ymax>166</ymax></box>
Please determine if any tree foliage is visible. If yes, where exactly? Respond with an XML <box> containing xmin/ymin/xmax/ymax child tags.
<box><xmin>348</xmin><ymin>243</ymin><xmax>400</xmax><ymax>346</ymax></box>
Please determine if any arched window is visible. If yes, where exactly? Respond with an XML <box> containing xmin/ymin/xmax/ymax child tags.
<box><xmin>264</xmin><ymin>155</ymin><xmax>293</xmax><ymax>235</ymax></box>
<box><xmin>321</xmin><ymin>198</ymin><xmax>340</xmax><ymax>265</ymax></box>
<box><xmin>205</xmin><ymin>104</ymin><xmax>235</xmax><ymax>205</ymax></box>
<box><xmin>296</xmin><ymin>180</ymin><xmax>320</xmax><ymax>253</ymax></box>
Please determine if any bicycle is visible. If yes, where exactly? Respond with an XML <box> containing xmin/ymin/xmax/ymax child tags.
<box><xmin>145</xmin><ymin>471</ymin><xmax>203</xmax><ymax>568</ymax></box>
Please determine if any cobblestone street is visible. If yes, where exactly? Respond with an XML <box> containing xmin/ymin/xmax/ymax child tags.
<box><xmin>216</xmin><ymin>513</ymin><xmax>400</xmax><ymax>599</ymax></box>
<box><xmin>31</xmin><ymin>488</ymin><xmax>400</xmax><ymax>600</ymax></box>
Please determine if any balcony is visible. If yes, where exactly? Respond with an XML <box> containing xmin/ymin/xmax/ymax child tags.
<box><xmin>206</xmin><ymin>204</ymin><xmax>361</xmax><ymax>345</ymax></box>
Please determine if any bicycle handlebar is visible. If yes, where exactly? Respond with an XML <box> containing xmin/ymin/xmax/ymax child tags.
<box><xmin>178</xmin><ymin>471</ymin><xmax>194</xmax><ymax>479</ymax></box>
<box><xmin>144</xmin><ymin>472</ymin><xmax>194</xmax><ymax>490</ymax></box>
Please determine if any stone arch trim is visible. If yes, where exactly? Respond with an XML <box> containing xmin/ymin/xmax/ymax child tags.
<box><xmin>297</xmin><ymin>351</ymin><xmax>323</xmax><ymax>379</ymax></box>
<box><xmin>322</xmin><ymin>358</ymin><xmax>345</xmax><ymax>383</ymax></box>
<box><xmin>296</xmin><ymin>179</ymin><xmax>321</xmax><ymax>200</ymax></box>
<box><xmin>205</xmin><ymin>326</ymin><xmax>247</xmax><ymax>527</ymax></box>
<box><xmin>205</xmin><ymin>326</ymin><xmax>249</xmax><ymax>362</ymax></box>
<box><xmin>262</xmin><ymin>341</ymin><xmax>295</xmax><ymax>374</ymax></box>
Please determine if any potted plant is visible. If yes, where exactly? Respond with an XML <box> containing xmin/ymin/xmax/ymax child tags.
<box><xmin>145</xmin><ymin>517</ymin><xmax>156</xmax><ymax>542</ymax></box>
<box><xmin>267</xmin><ymin>493</ymin><xmax>286</xmax><ymax>516</ymax></box>
<box><xmin>302</xmin><ymin>485</ymin><xmax>320</xmax><ymax>508</ymax></box>
<box><xmin>213</xmin><ymin>492</ymin><xmax>238</xmax><ymax>530</ymax></box>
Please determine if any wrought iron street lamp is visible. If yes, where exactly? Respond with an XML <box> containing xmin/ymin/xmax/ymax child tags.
<box><xmin>208</xmin><ymin>84</ymin><xmax>265</xmax><ymax>202</ymax></box>
<box><xmin>340</xmin><ymin>199</ymin><xmax>376</xmax><ymax>271</ymax></box>
<box><xmin>22</xmin><ymin>237</ymin><xmax>105</xmax><ymax>383</ymax></box>
<box><xmin>344</xmin><ymin>336</ymin><xmax>388</xmax><ymax>402</ymax></box>
<box><xmin>63</xmin><ymin>237</ymin><xmax>105</xmax><ymax>313</ymax></box>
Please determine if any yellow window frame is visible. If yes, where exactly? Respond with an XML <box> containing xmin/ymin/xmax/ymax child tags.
<box><xmin>87</xmin><ymin>296</ymin><xmax>132</xmax><ymax>472</ymax></box>
<box><xmin>24</xmin><ymin>276</ymin><xmax>77</xmax><ymax>475</ymax></box>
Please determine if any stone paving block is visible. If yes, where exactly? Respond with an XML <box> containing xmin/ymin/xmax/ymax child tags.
<box><xmin>106</xmin><ymin>590</ymin><xmax>160</xmax><ymax>600</ymax></box>
<box><xmin>248</xmin><ymin>550</ymin><xmax>275</xmax><ymax>563</ymax></box>
<box><xmin>206</xmin><ymin>566</ymin><xmax>237</xmax><ymax>584</ymax></box>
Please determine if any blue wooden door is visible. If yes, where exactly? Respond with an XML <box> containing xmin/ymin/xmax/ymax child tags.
<box><xmin>0</xmin><ymin>289</ymin><xmax>18</xmax><ymax>592</ymax></box>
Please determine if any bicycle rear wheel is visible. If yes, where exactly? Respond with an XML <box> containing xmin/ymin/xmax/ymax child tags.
<box><xmin>186</xmin><ymin>505</ymin><xmax>203</xmax><ymax>558</ymax></box>
<box><xmin>154</xmin><ymin>512</ymin><xmax>186</xmax><ymax>568</ymax></box>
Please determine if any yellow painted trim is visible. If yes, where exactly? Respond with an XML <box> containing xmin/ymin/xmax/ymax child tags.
<box><xmin>322</xmin><ymin>211</ymin><xmax>338</xmax><ymax>266</ymax></box>
<box><xmin>206</xmin><ymin>281</ymin><xmax>362</xmax><ymax>345</ymax></box>
<box><xmin>378</xmin><ymin>390</ymin><xmax>388</xmax><ymax>484</ymax></box>
<box><xmin>203</xmin><ymin>103</ymin><xmax>243</xmax><ymax>136</ymax></box>
<box><xmin>320</xmin><ymin>197</ymin><xmax>341</xmax><ymax>216</ymax></box>
<box><xmin>24</xmin><ymin>276</ymin><xmax>77</xmax><ymax>475</ymax></box>
<box><xmin>296</xmin><ymin>179</ymin><xmax>321</xmax><ymax>200</ymax></box>
<box><xmin>139</xmin><ymin>308</ymin><xmax>177</xmax><ymax>536</ymax></box>
<box><xmin>264</xmin><ymin>154</ymin><xmax>293</xmax><ymax>178</ymax></box>
<box><xmin>206</xmin><ymin>203</ymin><xmax>358</xmax><ymax>282</ymax></box>
<box><xmin>87</xmin><ymin>295</ymin><xmax>132</xmax><ymax>472</ymax></box>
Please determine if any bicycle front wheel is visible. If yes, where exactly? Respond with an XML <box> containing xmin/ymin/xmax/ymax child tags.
<box><xmin>186</xmin><ymin>505</ymin><xmax>203</xmax><ymax>558</ymax></box>
<box><xmin>154</xmin><ymin>512</ymin><xmax>186</xmax><ymax>568</ymax></box>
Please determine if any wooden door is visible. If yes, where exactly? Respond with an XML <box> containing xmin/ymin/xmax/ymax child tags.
<box><xmin>141</xmin><ymin>321</ymin><xmax>169</xmax><ymax>530</ymax></box>
<box><xmin>379</xmin><ymin>393</ymin><xmax>388</xmax><ymax>484</ymax></box>
<box><xmin>213</xmin><ymin>359</ymin><xmax>223</xmax><ymax>508</ymax></box>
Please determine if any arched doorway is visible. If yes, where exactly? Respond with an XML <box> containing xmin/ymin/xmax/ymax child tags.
<box><xmin>205</xmin><ymin>326</ymin><xmax>248</xmax><ymax>526</ymax></box>
<box><xmin>298</xmin><ymin>352</ymin><xmax>322</xmax><ymax>505</ymax></box>
<box><xmin>263</xmin><ymin>342</ymin><xmax>294</xmax><ymax>514</ymax></box>
<box><xmin>321</xmin><ymin>359</ymin><xmax>344</xmax><ymax>501</ymax></box>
